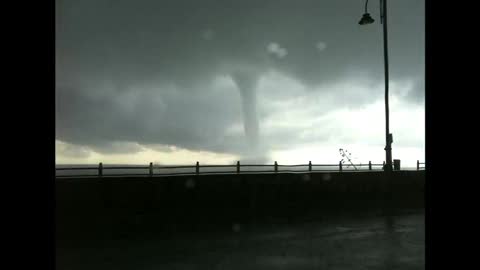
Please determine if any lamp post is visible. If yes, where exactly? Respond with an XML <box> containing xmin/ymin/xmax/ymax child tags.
<box><xmin>359</xmin><ymin>0</ymin><xmax>393</xmax><ymax>172</ymax></box>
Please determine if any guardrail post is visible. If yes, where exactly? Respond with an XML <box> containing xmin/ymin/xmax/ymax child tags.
<box><xmin>309</xmin><ymin>161</ymin><xmax>312</xmax><ymax>172</ymax></box>
<box><xmin>237</xmin><ymin>161</ymin><xmax>240</xmax><ymax>174</ymax></box>
<box><xmin>98</xmin><ymin>162</ymin><xmax>103</xmax><ymax>177</ymax></box>
<box><xmin>369</xmin><ymin>161</ymin><xmax>372</xmax><ymax>171</ymax></box>
<box><xmin>196</xmin><ymin>161</ymin><xmax>199</xmax><ymax>175</ymax></box>
<box><xmin>149</xmin><ymin>162</ymin><xmax>153</xmax><ymax>177</ymax></box>
<box><xmin>339</xmin><ymin>161</ymin><xmax>342</xmax><ymax>172</ymax></box>
<box><xmin>274</xmin><ymin>161</ymin><xmax>278</xmax><ymax>173</ymax></box>
<box><xmin>417</xmin><ymin>160</ymin><xmax>420</xmax><ymax>171</ymax></box>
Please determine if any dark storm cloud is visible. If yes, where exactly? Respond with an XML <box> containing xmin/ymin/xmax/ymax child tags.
<box><xmin>406</xmin><ymin>80</ymin><xmax>425</xmax><ymax>104</ymax></box>
<box><xmin>89</xmin><ymin>142</ymin><xmax>144</xmax><ymax>155</ymax></box>
<box><xmin>56</xmin><ymin>81</ymin><xmax>245</xmax><ymax>154</ymax></box>
<box><xmin>57</xmin><ymin>142</ymin><xmax>91</xmax><ymax>158</ymax></box>
<box><xmin>56</xmin><ymin>0</ymin><xmax>424</xmax><ymax>156</ymax></box>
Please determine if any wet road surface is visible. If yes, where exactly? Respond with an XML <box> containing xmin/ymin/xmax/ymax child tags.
<box><xmin>56</xmin><ymin>210</ymin><xmax>424</xmax><ymax>270</ymax></box>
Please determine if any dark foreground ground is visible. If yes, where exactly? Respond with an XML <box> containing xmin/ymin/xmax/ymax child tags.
<box><xmin>56</xmin><ymin>210</ymin><xmax>424</xmax><ymax>270</ymax></box>
<box><xmin>56</xmin><ymin>171</ymin><xmax>424</xmax><ymax>269</ymax></box>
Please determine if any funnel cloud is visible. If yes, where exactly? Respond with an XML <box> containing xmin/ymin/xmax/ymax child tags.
<box><xmin>231</xmin><ymin>70</ymin><xmax>270</xmax><ymax>163</ymax></box>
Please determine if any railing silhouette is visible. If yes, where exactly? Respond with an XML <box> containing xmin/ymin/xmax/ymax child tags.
<box><xmin>56</xmin><ymin>160</ymin><xmax>425</xmax><ymax>178</ymax></box>
<box><xmin>417</xmin><ymin>160</ymin><xmax>425</xmax><ymax>171</ymax></box>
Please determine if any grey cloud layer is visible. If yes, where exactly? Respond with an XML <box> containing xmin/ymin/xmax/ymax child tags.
<box><xmin>56</xmin><ymin>0</ymin><xmax>424</xmax><ymax>156</ymax></box>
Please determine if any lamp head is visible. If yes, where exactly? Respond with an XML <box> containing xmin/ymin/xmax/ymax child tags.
<box><xmin>358</xmin><ymin>13</ymin><xmax>375</xmax><ymax>25</ymax></box>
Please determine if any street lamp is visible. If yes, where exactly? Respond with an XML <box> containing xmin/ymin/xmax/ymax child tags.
<box><xmin>359</xmin><ymin>0</ymin><xmax>393</xmax><ymax>172</ymax></box>
<box><xmin>359</xmin><ymin>0</ymin><xmax>375</xmax><ymax>25</ymax></box>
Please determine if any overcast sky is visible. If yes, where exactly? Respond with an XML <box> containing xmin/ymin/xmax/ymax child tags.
<box><xmin>55</xmin><ymin>0</ymin><xmax>424</xmax><ymax>166</ymax></box>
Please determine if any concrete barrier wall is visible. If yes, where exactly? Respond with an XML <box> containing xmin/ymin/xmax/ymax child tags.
<box><xmin>57</xmin><ymin>171</ymin><xmax>424</xmax><ymax>223</ymax></box>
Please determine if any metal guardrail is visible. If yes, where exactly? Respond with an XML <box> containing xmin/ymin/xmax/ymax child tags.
<box><xmin>417</xmin><ymin>160</ymin><xmax>425</xmax><ymax>170</ymax></box>
<box><xmin>56</xmin><ymin>160</ymin><xmax>425</xmax><ymax>178</ymax></box>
